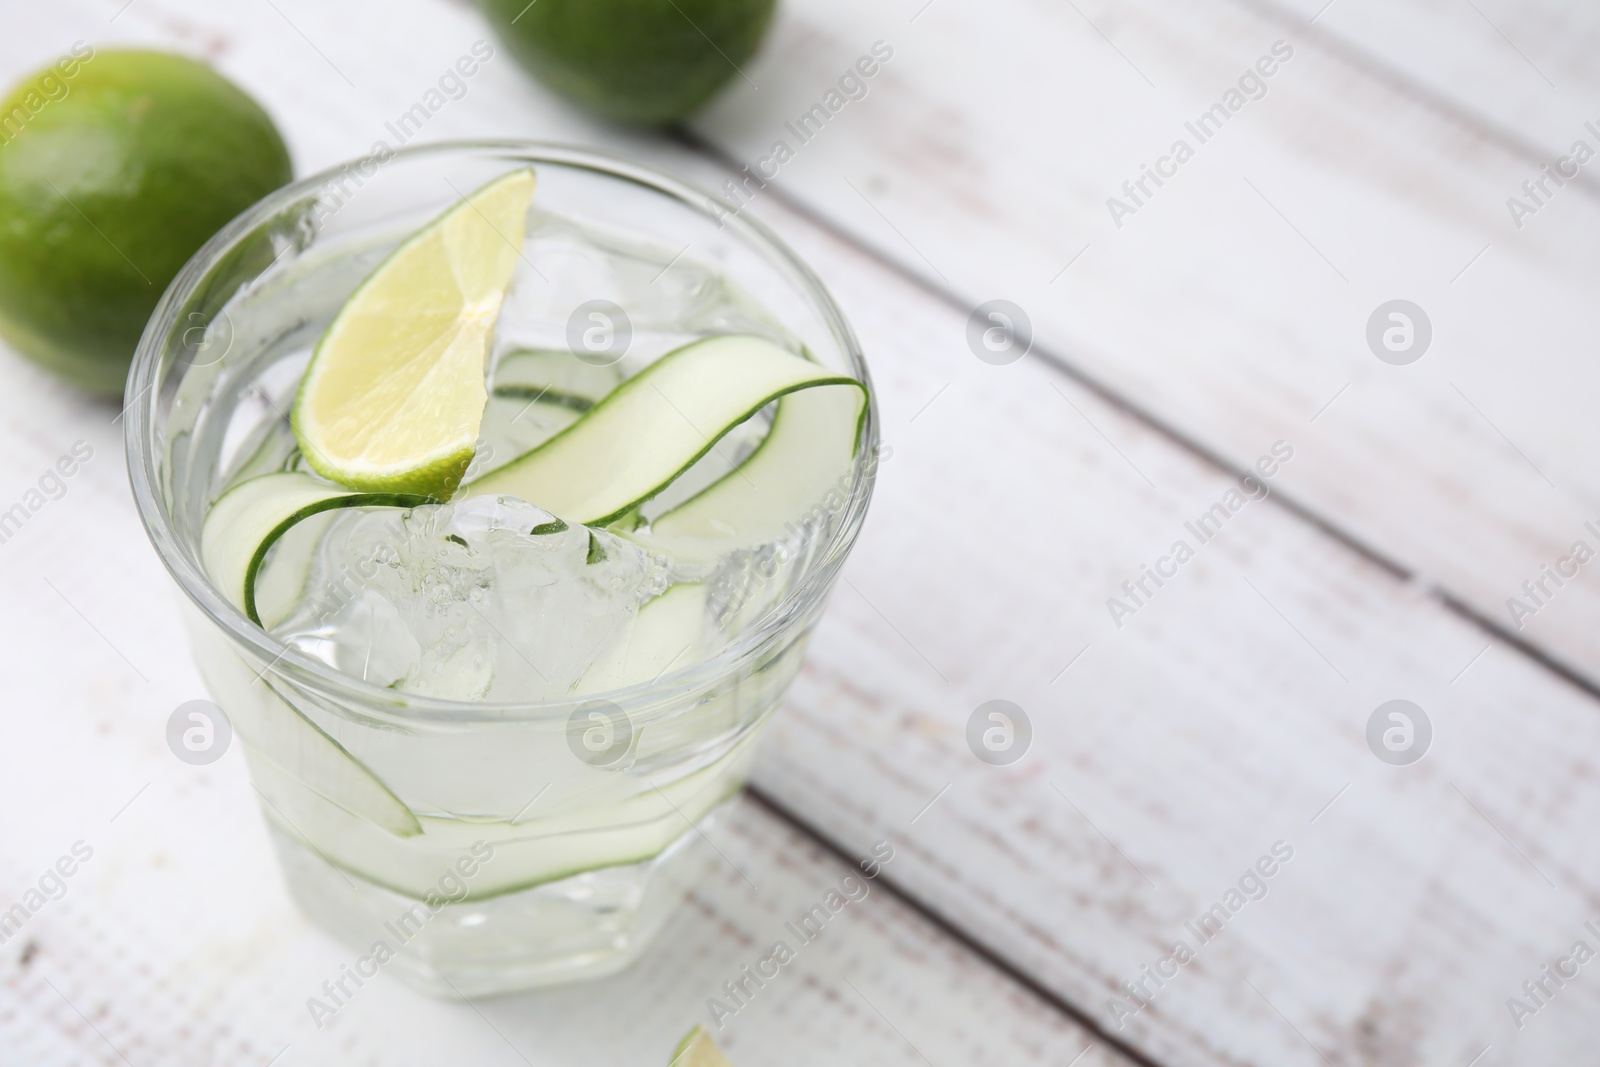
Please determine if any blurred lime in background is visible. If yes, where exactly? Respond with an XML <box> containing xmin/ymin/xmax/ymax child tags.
<box><xmin>0</xmin><ymin>49</ymin><xmax>292</xmax><ymax>395</ymax></box>
<box><xmin>481</xmin><ymin>0</ymin><xmax>776</xmax><ymax>125</ymax></box>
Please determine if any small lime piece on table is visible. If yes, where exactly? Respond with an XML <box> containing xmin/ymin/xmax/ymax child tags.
<box><xmin>669</xmin><ymin>1026</ymin><xmax>734</xmax><ymax>1066</ymax></box>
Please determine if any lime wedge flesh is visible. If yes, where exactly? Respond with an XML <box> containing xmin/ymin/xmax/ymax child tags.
<box><xmin>670</xmin><ymin>1027</ymin><xmax>734</xmax><ymax>1067</ymax></box>
<box><xmin>292</xmin><ymin>168</ymin><xmax>536</xmax><ymax>498</ymax></box>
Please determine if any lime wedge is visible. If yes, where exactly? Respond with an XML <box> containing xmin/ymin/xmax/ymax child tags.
<box><xmin>669</xmin><ymin>1027</ymin><xmax>733</xmax><ymax>1067</ymax></box>
<box><xmin>292</xmin><ymin>168</ymin><xmax>536</xmax><ymax>498</ymax></box>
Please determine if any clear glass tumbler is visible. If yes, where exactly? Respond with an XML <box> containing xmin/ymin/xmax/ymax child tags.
<box><xmin>125</xmin><ymin>143</ymin><xmax>877</xmax><ymax>996</ymax></box>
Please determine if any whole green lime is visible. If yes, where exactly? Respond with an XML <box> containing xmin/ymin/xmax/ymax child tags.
<box><xmin>482</xmin><ymin>0</ymin><xmax>777</xmax><ymax>125</ymax></box>
<box><xmin>0</xmin><ymin>50</ymin><xmax>292</xmax><ymax>395</ymax></box>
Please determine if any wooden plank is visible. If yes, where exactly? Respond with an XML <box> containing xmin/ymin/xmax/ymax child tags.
<box><xmin>0</xmin><ymin>728</ymin><xmax>1108</xmax><ymax>1066</ymax></box>
<box><xmin>1246</xmin><ymin>0</ymin><xmax>1600</xmax><ymax>159</ymax></box>
<box><xmin>738</xmin><ymin>186</ymin><xmax>1600</xmax><ymax>1066</ymax></box>
<box><xmin>4</xmin><ymin>3</ymin><xmax>1599</xmax><ymax>1067</ymax></box>
<box><xmin>0</xmin><ymin>5</ymin><xmax>1123</xmax><ymax>1067</ymax></box>
<box><xmin>687</xmin><ymin>0</ymin><xmax>1600</xmax><ymax>691</ymax></box>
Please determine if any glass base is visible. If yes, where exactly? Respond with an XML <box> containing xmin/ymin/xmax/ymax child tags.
<box><xmin>267</xmin><ymin>803</ymin><xmax>726</xmax><ymax>998</ymax></box>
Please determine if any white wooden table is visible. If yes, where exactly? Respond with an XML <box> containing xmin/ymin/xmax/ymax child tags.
<box><xmin>3</xmin><ymin>1</ymin><xmax>1598</xmax><ymax>1063</ymax></box>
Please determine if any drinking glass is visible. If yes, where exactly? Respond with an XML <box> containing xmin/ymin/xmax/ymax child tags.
<box><xmin>125</xmin><ymin>142</ymin><xmax>877</xmax><ymax>996</ymax></box>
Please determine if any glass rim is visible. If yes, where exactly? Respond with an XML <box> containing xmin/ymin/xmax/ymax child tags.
<box><xmin>124</xmin><ymin>139</ymin><xmax>878</xmax><ymax>725</ymax></box>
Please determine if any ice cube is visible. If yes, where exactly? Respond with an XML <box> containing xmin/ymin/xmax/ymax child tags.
<box><xmin>492</xmin><ymin>210</ymin><xmax>798</xmax><ymax>378</ymax></box>
<box><xmin>274</xmin><ymin>495</ymin><xmax>670</xmax><ymax>702</ymax></box>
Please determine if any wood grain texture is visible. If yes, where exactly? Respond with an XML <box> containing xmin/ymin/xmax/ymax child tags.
<box><xmin>2</xmin><ymin>2</ymin><xmax>1598</xmax><ymax>1067</ymax></box>
<box><xmin>1</xmin><ymin>747</ymin><xmax>1106</xmax><ymax>1067</ymax></box>
<box><xmin>1249</xmin><ymin>0</ymin><xmax>1600</xmax><ymax>156</ymax></box>
<box><xmin>742</xmin><ymin>184</ymin><xmax>1600</xmax><ymax>1067</ymax></box>
<box><xmin>0</xmin><ymin>3</ymin><xmax>1120</xmax><ymax>1065</ymax></box>
<box><xmin>688</xmin><ymin>0</ymin><xmax>1600</xmax><ymax>692</ymax></box>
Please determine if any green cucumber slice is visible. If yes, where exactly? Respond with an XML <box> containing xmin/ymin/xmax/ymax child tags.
<box><xmin>201</xmin><ymin>471</ymin><xmax>431</xmax><ymax>626</ymax></box>
<box><xmin>252</xmin><ymin>729</ymin><xmax>758</xmax><ymax>898</ymax></box>
<box><xmin>200</xmin><ymin>471</ymin><xmax>428</xmax><ymax>839</ymax></box>
<box><xmin>226</xmin><ymin>414</ymin><xmax>298</xmax><ymax>486</ymax></box>
<box><xmin>638</xmin><ymin>382</ymin><xmax>866</xmax><ymax>565</ymax></box>
<box><xmin>252</xmin><ymin>676</ymin><xmax>424</xmax><ymax>837</ymax></box>
<box><xmin>481</xmin><ymin>349</ymin><xmax>627</xmax><ymax>475</ymax></box>
<box><xmin>464</xmin><ymin>335</ymin><xmax>864</xmax><ymax>526</ymax></box>
<box><xmin>491</xmin><ymin>387</ymin><xmax>593</xmax><ymax>414</ymax></box>
<box><xmin>185</xmin><ymin>601</ymin><xmax>424</xmax><ymax>839</ymax></box>
<box><xmin>252</xmin><ymin>509</ymin><xmax>335</xmax><ymax>630</ymax></box>
<box><xmin>490</xmin><ymin>347</ymin><xmax>623</xmax><ymax>411</ymax></box>
<box><xmin>481</xmin><ymin>394</ymin><xmax>586</xmax><ymax>466</ymax></box>
<box><xmin>577</xmin><ymin>583</ymin><xmax>708</xmax><ymax>694</ymax></box>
